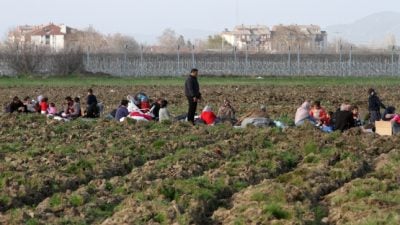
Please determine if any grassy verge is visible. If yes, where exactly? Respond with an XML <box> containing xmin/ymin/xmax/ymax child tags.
<box><xmin>1</xmin><ymin>75</ymin><xmax>400</xmax><ymax>87</ymax></box>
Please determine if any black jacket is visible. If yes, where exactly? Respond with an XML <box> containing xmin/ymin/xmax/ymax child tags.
<box><xmin>368</xmin><ymin>94</ymin><xmax>385</xmax><ymax>111</ymax></box>
<box><xmin>87</xmin><ymin>94</ymin><xmax>98</xmax><ymax>106</ymax></box>
<box><xmin>7</xmin><ymin>101</ymin><xmax>25</xmax><ymax>113</ymax></box>
<box><xmin>334</xmin><ymin>111</ymin><xmax>355</xmax><ymax>132</ymax></box>
<box><xmin>185</xmin><ymin>75</ymin><xmax>201</xmax><ymax>98</ymax></box>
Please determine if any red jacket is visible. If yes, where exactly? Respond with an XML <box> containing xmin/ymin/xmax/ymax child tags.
<box><xmin>40</xmin><ymin>102</ymin><xmax>49</xmax><ymax>112</ymax></box>
<box><xmin>310</xmin><ymin>107</ymin><xmax>330</xmax><ymax>125</ymax></box>
<box><xmin>200</xmin><ymin>111</ymin><xmax>217</xmax><ymax>125</ymax></box>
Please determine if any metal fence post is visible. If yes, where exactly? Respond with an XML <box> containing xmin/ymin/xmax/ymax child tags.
<box><xmin>233</xmin><ymin>46</ymin><xmax>237</xmax><ymax>74</ymax></box>
<box><xmin>349</xmin><ymin>46</ymin><xmax>352</xmax><ymax>76</ymax></box>
<box><xmin>288</xmin><ymin>45</ymin><xmax>291</xmax><ymax>75</ymax></box>
<box><xmin>191</xmin><ymin>45</ymin><xmax>195</xmax><ymax>68</ymax></box>
<box><xmin>124</xmin><ymin>45</ymin><xmax>128</xmax><ymax>75</ymax></box>
<box><xmin>140</xmin><ymin>45</ymin><xmax>144</xmax><ymax>77</ymax></box>
<box><xmin>392</xmin><ymin>45</ymin><xmax>395</xmax><ymax>76</ymax></box>
<box><xmin>398</xmin><ymin>49</ymin><xmax>400</xmax><ymax>76</ymax></box>
<box><xmin>245</xmin><ymin>46</ymin><xmax>249</xmax><ymax>76</ymax></box>
<box><xmin>339</xmin><ymin>45</ymin><xmax>343</xmax><ymax>76</ymax></box>
<box><xmin>177</xmin><ymin>45</ymin><xmax>180</xmax><ymax>76</ymax></box>
<box><xmin>86</xmin><ymin>46</ymin><xmax>90</xmax><ymax>70</ymax></box>
<box><xmin>297</xmin><ymin>45</ymin><xmax>300</xmax><ymax>75</ymax></box>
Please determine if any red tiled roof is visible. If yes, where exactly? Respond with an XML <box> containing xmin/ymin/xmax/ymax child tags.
<box><xmin>30</xmin><ymin>24</ymin><xmax>65</xmax><ymax>36</ymax></box>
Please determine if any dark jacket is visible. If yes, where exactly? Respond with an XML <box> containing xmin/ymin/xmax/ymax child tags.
<box><xmin>334</xmin><ymin>111</ymin><xmax>355</xmax><ymax>132</ymax></box>
<box><xmin>87</xmin><ymin>94</ymin><xmax>98</xmax><ymax>106</ymax></box>
<box><xmin>382</xmin><ymin>106</ymin><xmax>396</xmax><ymax>121</ymax></box>
<box><xmin>151</xmin><ymin>102</ymin><xmax>161</xmax><ymax>119</ymax></box>
<box><xmin>7</xmin><ymin>100</ymin><xmax>25</xmax><ymax>113</ymax></box>
<box><xmin>115</xmin><ymin>106</ymin><xmax>129</xmax><ymax>121</ymax></box>
<box><xmin>185</xmin><ymin>75</ymin><xmax>201</xmax><ymax>98</ymax></box>
<box><xmin>368</xmin><ymin>94</ymin><xmax>385</xmax><ymax>111</ymax></box>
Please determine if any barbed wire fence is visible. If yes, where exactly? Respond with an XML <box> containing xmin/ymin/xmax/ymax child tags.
<box><xmin>0</xmin><ymin>45</ymin><xmax>399</xmax><ymax>76</ymax></box>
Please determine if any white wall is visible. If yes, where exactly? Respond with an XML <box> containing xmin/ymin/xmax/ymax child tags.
<box><xmin>30</xmin><ymin>34</ymin><xmax>65</xmax><ymax>51</ymax></box>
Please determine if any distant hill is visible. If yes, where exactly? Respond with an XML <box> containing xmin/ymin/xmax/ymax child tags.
<box><xmin>326</xmin><ymin>11</ymin><xmax>400</xmax><ymax>46</ymax></box>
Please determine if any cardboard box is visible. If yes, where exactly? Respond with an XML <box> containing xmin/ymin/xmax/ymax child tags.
<box><xmin>375</xmin><ymin>121</ymin><xmax>393</xmax><ymax>136</ymax></box>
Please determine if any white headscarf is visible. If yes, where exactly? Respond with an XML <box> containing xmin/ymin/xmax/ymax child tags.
<box><xmin>295</xmin><ymin>101</ymin><xmax>311</xmax><ymax>124</ymax></box>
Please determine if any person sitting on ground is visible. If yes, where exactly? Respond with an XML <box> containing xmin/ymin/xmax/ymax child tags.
<box><xmin>310</xmin><ymin>101</ymin><xmax>329</xmax><ymax>126</ymax></box>
<box><xmin>61</xmin><ymin>96</ymin><xmax>74</xmax><ymax>118</ymax></box>
<box><xmin>352</xmin><ymin>106</ymin><xmax>362</xmax><ymax>127</ymax></box>
<box><xmin>368</xmin><ymin>88</ymin><xmax>386</xmax><ymax>124</ymax></box>
<box><xmin>71</xmin><ymin>97</ymin><xmax>81</xmax><ymax>118</ymax></box>
<box><xmin>47</xmin><ymin>103</ymin><xmax>58</xmax><ymax>116</ymax></box>
<box><xmin>115</xmin><ymin>99</ymin><xmax>130</xmax><ymax>122</ymax></box>
<box><xmin>140</xmin><ymin>97</ymin><xmax>151</xmax><ymax>113</ymax></box>
<box><xmin>200</xmin><ymin>105</ymin><xmax>217</xmax><ymax>125</ymax></box>
<box><xmin>382</xmin><ymin>106</ymin><xmax>396</xmax><ymax>121</ymax></box>
<box><xmin>150</xmin><ymin>98</ymin><xmax>162</xmax><ymax>120</ymax></box>
<box><xmin>217</xmin><ymin>99</ymin><xmax>236</xmax><ymax>124</ymax></box>
<box><xmin>23</xmin><ymin>96</ymin><xmax>36</xmax><ymax>113</ymax></box>
<box><xmin>85</xmin><ymin>89</ymin><xmax>99</xmax><ymax>118</ymax></box>
<box><xmin>237</xmin><ymin>105</ymin><xmax>274</xmax><ymax>128</ymax></box>
<box><xmin>295</xmin><ymin>101</ymin><xmax>315</xmax><ymax>126</ymax></box>
<box><xmin>390</xmin><ymin>113</ymin><xmax>400</xmax><ymax>134</ymax></box>
<box><xmin>40</xmin><ymin>97</ymin><xmax>49</xmax><ymax>115</ymax></box>
<box><xmin>334</xmin><ymin>103</ymin><xmax>355</xmax><ymax>132</ymax></box>
<box><xmin>6</xmin><ymin>96</ymin><xmax>25</xmax><ymax>113</ymax></box>
<box><xmin>159</xmin><ymin>99</ymin><xmax>172</xmax><ymax>122</ymax></box>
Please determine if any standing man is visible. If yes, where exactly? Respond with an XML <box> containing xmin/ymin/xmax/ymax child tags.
<box><xmin>368</xmin><ymin>88</ymin><xmax>386</xmax><ymax>124</ymax></box>
<box><xmin>185</xmin><ymin>68</ymin><xmax>201</xmax><ymax>124</ymax></box>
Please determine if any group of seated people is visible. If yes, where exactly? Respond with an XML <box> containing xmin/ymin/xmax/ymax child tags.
<box><xmin>7</xmin><ymin>87</ymin><xmax>399</xmax><ymax>134</ymax></box>
<box><xmin>295</xmin><ymin>100</ymin><xmax>360</xmax><ymax>132</ymax></box>
<box><xmin>5</xmin><ymin>89</ymin><xmax>102</xmax><ymax>120</ymax></box>
<box><xmin>110</xmin><ymin>94</ymin><xmax>241</xmax><ymax>126</ymax></box>
<box><xmin>111</xmin><ymin>93</ymin><xmax>279</xmax><ymax>129</ymax></box>
<box><xmin>294</xmin><ymin>99</ymin><xmax>400</xmax><ymax>133</ymax></box>
<box><xmin>110</xmin><ymin>93</ymin><xmax>171</xmax><ymax>122</ymax></box>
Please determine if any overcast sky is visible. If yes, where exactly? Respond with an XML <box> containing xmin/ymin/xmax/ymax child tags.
<box><xmin>1</xmin><ymin>0</ymin><xmax>399</xmax><ymax>43</ymax></box>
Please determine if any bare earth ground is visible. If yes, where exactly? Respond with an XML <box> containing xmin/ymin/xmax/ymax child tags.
<box><xmin>0</xmin><ymin>84</ymin><xmax>400</xmax><ymax>225</ymax></box>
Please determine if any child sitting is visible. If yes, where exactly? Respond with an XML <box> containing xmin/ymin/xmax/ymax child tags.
<box><xmin>310</xmin><ymin>101</ymin><xmax>329</xmax><ymax>126</ymax></box>
<box><xmin>115</xmin><ymin>99</ymin><xmax>130</xmax><ymax>121</ymax></box>
<box><xmin>40</xmin><ymin>97</ymin><xmax>49</xmax><ymax>115</ymax></box>
<box><xmin>159</xmin><ymin>100</ymin><xmax>171</xmax><ymax>122</ymax></box>
<box><xmin>71</xmin><ymin>97</ymin><xmax>81</xmax><ymax>118</ymax></box>
<box><xmin>200</xmin><ymin>105</ymin><xmax>217</xmax><ymax>125</ymax></box>
<box><xmin>217</xmin><ymin>99</ymin><xmax>236</xmax><ymax>124</ymax></box>
<box><xmin>47</xmin><ymin>103</ymin><xmax>57</xmax><ymax>115</ymax></box>
<box><xmin>23</xmin><ymin>96</ymin><xmax>36</xmax><ymax>113</ymax></box>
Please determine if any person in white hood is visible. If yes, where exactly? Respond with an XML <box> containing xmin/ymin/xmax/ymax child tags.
<box><xmin>295</xmin><ymin>101</ymin><xmax>314</xmax><ymax>126</ymax></box>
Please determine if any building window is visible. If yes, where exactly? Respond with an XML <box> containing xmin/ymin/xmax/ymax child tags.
<box><xmin>45</xmin><ymin>35</ymin><xmax>50</xmax><ymax>45</ymax></box>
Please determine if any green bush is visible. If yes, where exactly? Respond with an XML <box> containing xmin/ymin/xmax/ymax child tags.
<box><xmin>69</xmin><ymin>194</ymin><xmax>84</xmax><ymax>207</ymax></box>
<box><xmin>263</xmin><ymin>203</ymin><xmax>290</xmax><ymax>219</ymax></box>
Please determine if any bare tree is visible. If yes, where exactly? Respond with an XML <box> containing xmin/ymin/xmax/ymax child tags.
<box><xmin>3</xmin><ymin>42</ymin><xmax>49</xmax><ymax>74</ymax></box>
<box><xmin>158</xmin><ymin>28</ymin><xmax>179</xmax><ymax>52</ymax></box>
<box><xmin>105</xmin><ymin>33</ymin><xmax>140</xmax><ymax>53</ymax></box>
